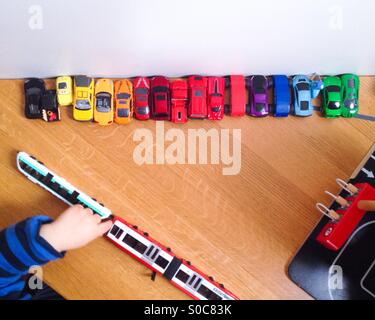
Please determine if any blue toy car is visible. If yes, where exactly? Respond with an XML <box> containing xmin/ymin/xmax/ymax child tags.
<box><xmin>292</xmin><ymin>75</ymin><xmax>313</xmax><ymax>117</ymax></box>
<box><xmin>272</xmin><ymin>75</ymin><xmax>290</xmax><ymax>117</ymax></box>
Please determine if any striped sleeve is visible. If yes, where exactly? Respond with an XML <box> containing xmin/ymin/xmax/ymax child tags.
<box><xmin>0</xmin><ymin>216</ymin><xmax>65</xmax><ymax>299</ymax></box>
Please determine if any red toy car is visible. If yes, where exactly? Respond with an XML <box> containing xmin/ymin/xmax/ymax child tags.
<box><xmin>150</xmin><ymin>76</ymin><xmax>170</xmax><ymax>120</ymax></box>
<box><xmin>226</xmin><ymin>75</ymin><xmax>246</xmax><ymax>116</ymax></box>
<box><xmin>188</xmin><ymin>76</ymin><xmax>207</xmax><ymax>119</ymax></box>
<box><xmin>207</xmin><ymin>77</ymin><xmax>225</xmax><ymax>120</ymax></box>
<box><xmin>170</xmin><ymin>80</ymin><xmax>188</xmax><ymax>124</ymax></box>
<box><xmin>133</xmin><ymin>77</ymin><xmax>150</xmax><ymax>120</ymax></box>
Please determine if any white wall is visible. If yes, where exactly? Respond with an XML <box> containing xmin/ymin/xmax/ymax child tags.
<box><xmin>0</xmin><ymin>0</ymin><xmax>374</xmax><ymax>78</ymax></box>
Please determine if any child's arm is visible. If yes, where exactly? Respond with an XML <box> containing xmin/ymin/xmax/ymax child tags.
<box><xmin>0</xmin><ymin>205</ymin><xmax>112</xmax><ymax>299</ymax></box>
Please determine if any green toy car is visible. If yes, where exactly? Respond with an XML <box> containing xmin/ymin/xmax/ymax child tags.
<box><xmin>340</xmin><ymin>74</ymin><xmax>359</xmax><ymax>118</ymax></box>
<box><xmin>322</xmin><ymin>76</ymin><xmax>342</xmax><ymax>118</ymax></box>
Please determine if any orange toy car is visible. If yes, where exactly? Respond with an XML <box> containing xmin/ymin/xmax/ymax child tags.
<box><xmin>94</xmin><ymin>79</ymin><xmax>114</xmax><ymax>125</ymax></box>
<box><xmin>114</xmin><ymin>80</ymin><xmax>133</xmax><ymax>124</ymax></box>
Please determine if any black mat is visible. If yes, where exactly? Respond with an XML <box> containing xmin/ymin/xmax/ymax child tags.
<box><xmin>288</xmin><ymin>144</ymin><xmax>375</xmax><ymax>300</ymax></box>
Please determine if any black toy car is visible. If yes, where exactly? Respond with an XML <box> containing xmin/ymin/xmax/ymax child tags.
<box><xmin>24</xmin><ymin>78</ymin><xmax>45</xmax><ymax>119</ymax></box>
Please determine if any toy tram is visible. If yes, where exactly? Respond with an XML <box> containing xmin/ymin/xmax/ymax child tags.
<box><xmin>16</xmin><ymin>151</ymin><xmax>239</xmax><ymax>300</ymax></box>
<box><xmin>16</xmin><ymin>152</ymin><xmax>112</xmax><ymax>219</ymax></box>
<box><xmin>107</xmin><ymin>217</ymin><xmax>239</xmax><ymax>300</ymax></box>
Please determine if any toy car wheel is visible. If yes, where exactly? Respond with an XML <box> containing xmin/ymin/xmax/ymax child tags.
<box><xmin>224</xmin><ymin>104</ymin><xmax>230</xmax><ymax>115</ymax></box>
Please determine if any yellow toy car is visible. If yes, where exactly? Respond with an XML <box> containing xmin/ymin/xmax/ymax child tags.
<box><xmin>56</xmin><ymin>76</ymin><xmax>73</xmax><ymax>106</ymax></box>
<box><xmin>114</xmin><ymin>80</ymin><xmax>133</xmax><ymax>124</ymax></box>
<box><xmin>73</xmin><ymin>76</ymin><xmax>94</xmax><ymax>121</ymax></box>
<box><xmin>94</xmin><ymin>79</ymin><xmax>114</xmax><ymax>125</ymax></box>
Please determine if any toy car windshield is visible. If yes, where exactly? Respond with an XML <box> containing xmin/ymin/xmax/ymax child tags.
<box><xmin>300</xmin><ymin>101</ymin><xmax>309</xmax><ymax>110</ymax></box>
<box><xmin>96</xmin><ymin>93</ymin><xmax>111</xmax><ymax>112</ymax></box>
<box><xmin>76</xmin><ymin>99</ymin><xmax>91</xmax><ymax>110</ymax></box>
<box><xmin>253</xmin><ymin>77</ymin><xmax>266</xmax><ymax>93</ymax></box>
<box><xmin>255</xmin><ymin>103</ymin><xmax>265</xmax><ymax>112</ymax></box>
<box><xmin>326</xmin><ymin>85</ymin><xmax>340</xmax><ymax>93</ymax></box>
<box><xmin>328</xmin><ymin>101</ymin><xmax>340</xmax><ymax>109</ymax></box>
<box><xmin>75</xmin><ymin>76</ymin><xmax>91</xmax><ymax>87</ymax></box>
<box><xmin>117</xmin><ymin>108</ymin><xmax>129</xmax><ymax>118</ymax></box>
<box><xmin>296</xmin><ymin>83</ymin><xmax>309</xmax><ymax>91</ymax></box>
<box><xmin>117</xmin><ymin>93</ymin><xmax>131</xmax><ymax>100</ymax></box>
<box><xmin>254</xmin><ymin>86</ymin><xmax>265</xmax><ymax>94</ymax></box>
<box><xmin>347</xmin><ymin>79</ymin><xmax>355</xmax><ymax>88</ymax></box>
<box><xmin>58</xmin><ymin>83</ymin><xmax>67</xmax><ymax>89</ymax></box>
<box><xmin>136</xmin><ymin>88</ymin><xmax>148</xmax><ymax>95</ymax></box>
<box><xmin>137</xmin><ymin>106</ymin><xmax>149</xmax><ymax>115</ymax></box>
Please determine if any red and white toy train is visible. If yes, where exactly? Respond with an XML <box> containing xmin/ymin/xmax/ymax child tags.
<box><xmin>16</xmin><ymin>151</ymin><xmax>239</xmax><ymax>300</ymax></box>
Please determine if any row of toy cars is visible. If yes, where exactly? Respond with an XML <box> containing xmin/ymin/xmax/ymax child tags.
<box><xmin>321</xmin><ymin>74</ymin><xmax>360</xmax><ymax>118</ymax></box>
<box><xmin>24</xmin><ymin>73</ymin><xmax>360</xmax><ymax>124</ymax></box>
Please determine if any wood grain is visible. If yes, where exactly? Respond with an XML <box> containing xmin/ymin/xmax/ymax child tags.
<box><xmin>0</xmin><ymin>77</ymin><xmax>374</xmax><ymax>300</ymax></box>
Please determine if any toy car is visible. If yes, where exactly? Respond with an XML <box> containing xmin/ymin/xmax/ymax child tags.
<box><xmin>247</xmin><ymin>75</ymin><xmax>269</xmax><ymax>117</ymax></box>
<box><xmin>340</xmin><ymin>74</ymin><xmax>359</xmax><ymax>118</ymax></box>
<box><xmin>292</xmin><ymin>75</ymin><xmax>313</xmax><ymax>117</ymax></box>
<box><xmin>150</xmin><ymin>76</ymin><xmax>170</xmax><ymax>120</ymax></box>
<box><xmin>114</xmin><ymin>80</ymin><xmax>133</xmax><ymax>124</ymax></box>
<box><xmin>271</xmin><ymin>75</ymin><xmax>290</xmax><ymax>117</ymax></box>
<box><xmin>94</xmin><ymin>79</ymin><xmax>114</xmax><ymax>125</ymax></box>
<box><xmin>322</xmin><ymin>76</ymin><xmax>342</xmax><ymax>118</ymax></box>
<box><xmin>56</xmin><ymin>76</ymin><xmax>73</xmax><ymax>106</ymax></box>
<box><xmin>170</xmin><ymin>80</ymin><xmax>188</xmax><ymax>123</ymax></box>
<box><xmin>133</xmin><ymin>77</ymin><xmax>150</xmax><ymax>120</ymax></box>
<box><xmin>24</xmin><ymin>78</ymin><xmax>45</xmax><ymax>119</ymax></box>
<box><xmin>225</xmin><ymin>75</ymin><xmax>246</xmax><ymax>117</ymax></box>
<box><xmin>41</xmin><ymin>90</ymin><xmax>60</xmax><ymax>122</ymax></box>
<box><xmin>73</xmin><ymin>76</ymin><xmax>94</xmax><ymax>121</ymax></box>
<box><xmin>207</xmin><ymin>77</ymin><xmax>225</xmax><ymax>120</ymax></box>
<box><xmin>188</xmin><ymin>76</ymin><xmax>207</xmax><ymax>119</ymax></box>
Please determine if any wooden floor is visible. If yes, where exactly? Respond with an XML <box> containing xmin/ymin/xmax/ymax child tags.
<box><xmin>0</xmin><ymin>77</ymin><xmax>375</xmax><ymax>300</ymax></box>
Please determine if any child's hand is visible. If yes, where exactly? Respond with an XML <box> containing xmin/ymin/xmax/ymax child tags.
<box><xmin>39</xmin><ymin>205</ymin><xmax>113</xmax><ymax>252</ymax></box>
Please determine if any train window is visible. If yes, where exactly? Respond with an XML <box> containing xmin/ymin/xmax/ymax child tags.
<box><xmin>122</xmin><ymin>234</ymin><xmax>148</xmax><ymax>254</ymax></box>
<box><xmin>151</xmin><ymin>249</ymin><xmax>160</xmax><ymax>260</ymax></box>
<box><xmin>134</xmin><ymin>241</ymin><xmax>147</xmax><ymax>254</ymax></box>
<box><xmin>58</xmin><ymin>188</ymin><xmax>69</xmax><ymax>199</ymax></box>
<box><xmin>194</xmin><ymin>278</ymin><xmax>202</xmax><ymax>289</ymax></box>
<box><xmin>175</xmin><ymin>270</ymin><xmax>189</xmax><ymax>283</ymax></box>
<box><xmin>155</xmin><ymin>256</ymin><xmax>169</xmax><ymax>269</ymax></box>
<box><xmin>188</xmin><ymin>274</ymin><xmax>196</xmax><ymax>286</ymax></box>
<box><xmin>146</xmin><ymin>245</ymin><xmax>154</xmax><ymax>256</ymax></box>
<box><xmin>50</xmin><ymin>182</ymin><xmax>60</xmax><ymax>192</ymax></box>
<box><xmin>122</xmin><ymin>234</ymin><xmax>137</xmax><ymax>247</ymax></box>
<box><xmin>115</xmin><ymin>229</ymin><xmax>123</xmax><ymax>239</ymax></box>
<box><xmin>110</xmin><ymin>225</ymin><xmax>120</xmax><ymax>236</ymax></box>
<box><xmin>197</xmin><ymin>285</ymin><xmax>222</xmax><ymax>300</ymax></box>
<box><xmin>197</xmin><ymin>285</ymin><xmax>210</xmax><ymax>297</ymax></box>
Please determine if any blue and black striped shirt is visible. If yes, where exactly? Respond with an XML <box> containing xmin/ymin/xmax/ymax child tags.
<box><xmin>0</xmin><ymin>216</ymin><xmax>64</xmax><ymax>300</ymax></box>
